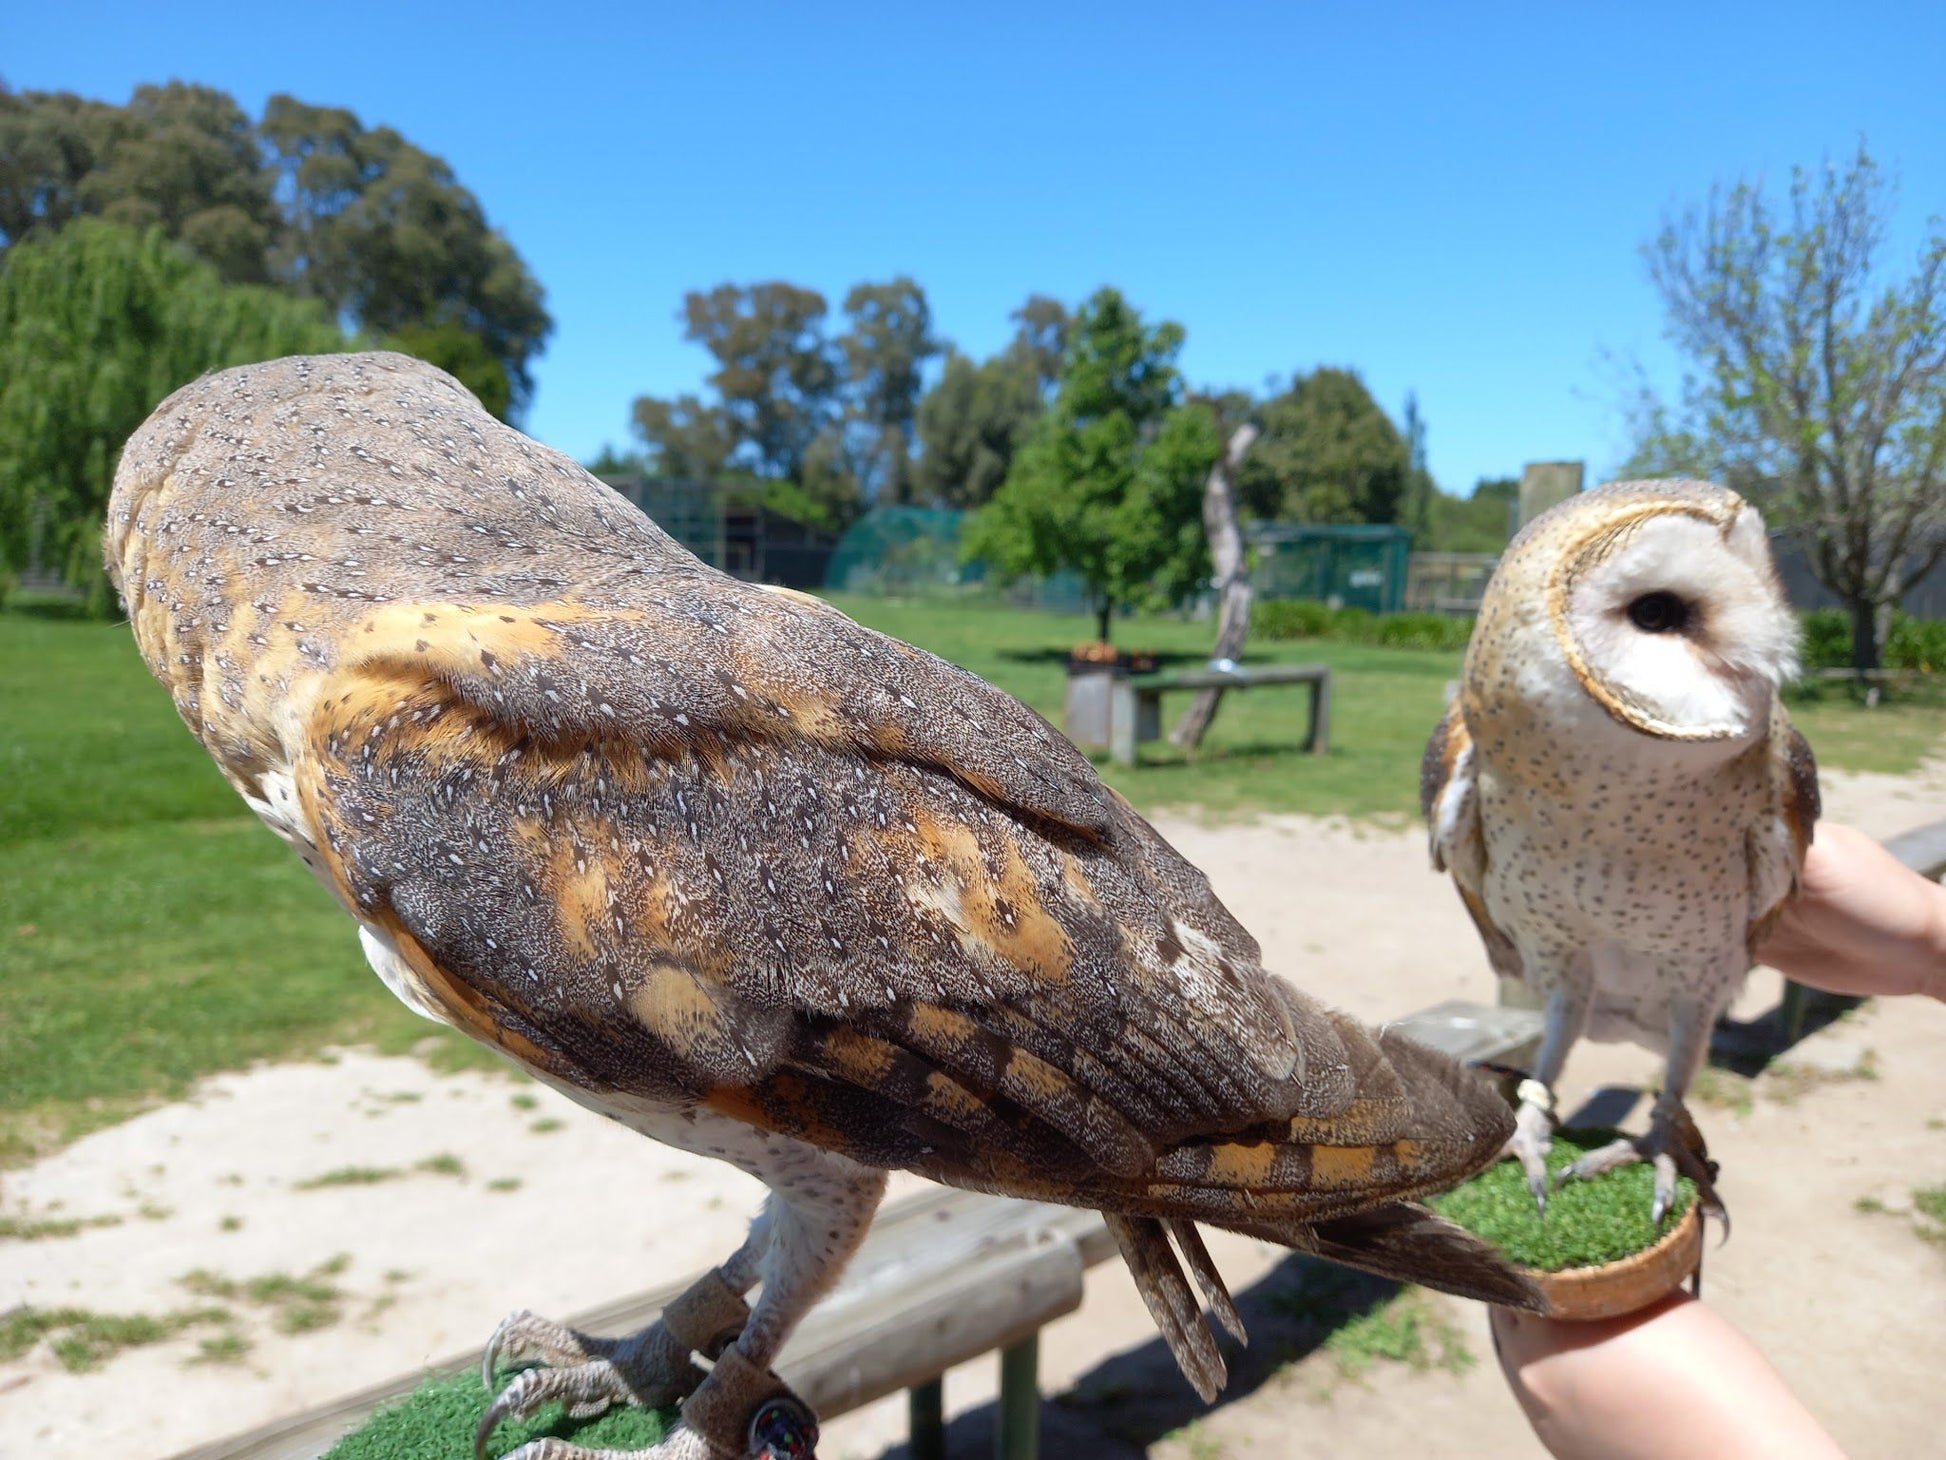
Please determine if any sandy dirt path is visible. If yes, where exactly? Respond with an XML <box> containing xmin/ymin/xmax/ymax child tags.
<box><xmin>2</xmin><ymin>757</ymin><xmax>1942</xmax><ymax>1459</ymax></box>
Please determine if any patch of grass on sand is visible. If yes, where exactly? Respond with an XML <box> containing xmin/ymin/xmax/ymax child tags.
<box><xmin>295</xmin><ymin>1166</ymin><xmax>404</xmax><ymax>1190</ymax></box>
<box><xmin>324</xmin><ymin>1365</ymin><xmax>673</xmax><ymax>1460</ymax></box>
<box><xmin>0</xmin><ymin>1211</ymin><xmax>124</xmax><ymax>1240</ymax></box>
<box><xmin>1322</xmin><ymin>1288</ymin><xmax>1475</xmax><ymax>1379</ymax></box>
<box><xmin>1</xmin><ymin>1304</ymin><xmax>233</xmax><ymax>1371</ymax></box>
<box><xmin>1428</xmin><ymin>1126</ymin><xmax>1697</xmax><ymax>1271</ymax></box>
<box><xmin>179</xmin><ymin>1254</ymin><xmax>351</xmax><ymax>1334</ymax></box>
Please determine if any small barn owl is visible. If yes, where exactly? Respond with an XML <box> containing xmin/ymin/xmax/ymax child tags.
<box><xmin>108</xmin><ymin>354</ymin><xmax>1537</xmax><ymax>1460</ymax></box>
<box><xmin>1424</xmin><ymin>479</ymin><xmax>1818</xmax><ymax>1224</ymax></box>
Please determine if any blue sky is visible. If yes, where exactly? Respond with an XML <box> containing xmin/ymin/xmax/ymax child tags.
<box><xmin>7</xmin><ymin>2</ymin><xmax>1945</xmax><ymax>495</ymax></box>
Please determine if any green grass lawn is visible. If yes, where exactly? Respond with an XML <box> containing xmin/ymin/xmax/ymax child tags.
<box><xmin>2</xmin><ymin>598</ymin><xmax>1941</xmax><ymax>1166</ymax></box>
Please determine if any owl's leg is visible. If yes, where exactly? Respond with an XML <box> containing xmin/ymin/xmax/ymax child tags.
<box><xmin>1505</xmin><ymin>979</ymin><xmax>1590</xmax><ymax>1215</ymax></box>
<box><xmin>474</xmin><ymin>1214</ymin><xmax>772</xmax><ymax>1450</ymax></box>
<box><xmin>482</xmin><ymin>1148</ymin><xmax>887</xmax><ymax>1460</ymax></box>
<box><xmin>1560</xmin><ymin>995</ymin><xmax>1723</xmax><ymax>1225</ymax></box>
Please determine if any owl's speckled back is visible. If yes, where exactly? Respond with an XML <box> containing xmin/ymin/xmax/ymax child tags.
<box><xmin>107</xmin><ymin>353</ymin><xmax>685</xmax><ymax>766</ymax></box>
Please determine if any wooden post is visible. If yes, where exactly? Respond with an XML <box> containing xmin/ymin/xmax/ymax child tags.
<box><xmin>1172</xmin><ymin>422</ymin><xmax>1260</xmax><ymax>749</ymax></box>
<box><xmin>909</xmin><ymin>1376</ymin><xmax>945</xmax><ymax>1460</ymax></box>
<box><xmin>1109</xmin><ymin>676</ymin><xmax>1138</xmax><ymax>766</ymax></box>
<box><xmin>1307</xmin><ymin>671</ymin><xmax>1331</xmax><ymax>754</ymax></box>
<box><xmin>995</xmin><ymin>1332</ymin><xmax>1041</xmax><ymax>1460</ymax></box>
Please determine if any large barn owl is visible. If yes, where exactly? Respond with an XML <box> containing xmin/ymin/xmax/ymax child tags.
<box><xmin>108</xmin><ymin>354</ymin><xmax>1537</xmax><ymax>1460</ymax></box>
<box><xmin>1424</xmin><ymin>479</ymin><xmax>1818</xmax><ymax>1225</ymax></box>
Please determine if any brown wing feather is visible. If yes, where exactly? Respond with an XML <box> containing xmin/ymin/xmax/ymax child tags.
<box><xmin>1748</xmin><ymin>707</ymin><xmax>1822</xmax><ymax>948</ymax></box>
<box><xmin>1422</xmin><ymin>703</ymin><xmax>1522</xmax><ymax>984</ymax></box>
<box><xmin>116</xmin><ymin>354</ymin><xmax>1542</xmax><ymax>1366</ymax></box>
<box><xmin>296</xmin><ymin>618</ymin><xmax>1525</xmax><ymax>1257</ymax></box>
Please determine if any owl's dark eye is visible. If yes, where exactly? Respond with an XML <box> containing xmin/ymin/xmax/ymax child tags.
<box><xmin>1626</xmin><ymin>591</ymin><xmax>1689</xmax><ymax>634</ymax></box>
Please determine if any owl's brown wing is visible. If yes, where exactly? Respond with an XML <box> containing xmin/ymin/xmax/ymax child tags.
<box><xmin>293</xmin><ymin>589</ymin><xmax>1446</xmax><ymax>1197</ymax></box>
<box><xmin>1747</xmin><ymin>705</ymin><xmax>1821</xmax><ymax>948</ymax></box>
<box><xmin>1421</xmin><ymin>702</ymin><xmax>1522</xmax><ymax>985</ymax></box>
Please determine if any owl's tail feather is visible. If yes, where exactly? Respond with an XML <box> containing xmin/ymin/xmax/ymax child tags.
<box><xmin>1164</xmin><ymin>1216</ymin><xmax>1246</xmax><ymax>1343</ymax></box>
<box><xmin>1293</xmin><ymin>1202</ymin><xmax>1546</xmax><ymax>1311</ymax></box>
<box><xmin>1103</xmin><ymin>1213</ymin><xmax>1232</xmax><ymax>1403</ymax></box>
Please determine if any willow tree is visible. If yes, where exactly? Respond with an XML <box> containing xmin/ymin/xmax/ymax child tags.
<box><xmin>0</xmin><ymin>220</ymin><xmax>347</xmax><ymax>607</ymax></box>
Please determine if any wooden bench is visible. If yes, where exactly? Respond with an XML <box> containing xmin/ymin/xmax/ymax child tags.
<box><xmin>173</xmin><ymin>998</ymin><xmax>1538</xmax><ymax>1460</ymax></box>
<box><xmin>1109</xmin><ymin>663</ymin><xmax>1331</xmax><ymax>766</ymax></box>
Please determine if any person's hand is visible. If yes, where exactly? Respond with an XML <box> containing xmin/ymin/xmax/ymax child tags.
<box><xmin>1491</xmin><ymin>1295</ymin><xmax>1847</xmax><ymax>1460</ymax></box>
<box><xmin>1758</xmin><ymin>822</ymin><xmax>1946</xmax><ymax>1002</ymax></box>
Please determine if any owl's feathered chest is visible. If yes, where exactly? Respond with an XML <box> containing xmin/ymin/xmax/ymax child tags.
<box><xmin>1472</xmin><ymin>722</ymin><xmax>1771</xmax><ymax>965</ymax></box>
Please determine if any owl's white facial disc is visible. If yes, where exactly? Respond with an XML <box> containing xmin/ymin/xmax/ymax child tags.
<box><xmin>1561</xmin><ymin>505</ymin><xmax>1798</xmax><ymax>741</ymax></box>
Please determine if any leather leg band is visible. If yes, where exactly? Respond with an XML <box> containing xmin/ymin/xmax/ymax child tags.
<box><xmin>661</xmin><ymin>1267</ymin><xmax>751</xmax><ymax>1359</ymax></box>
<box><xmin>682</xmin><ymin>1345</ymin><xmax>818</xmax><ymax>1459</ymax></box>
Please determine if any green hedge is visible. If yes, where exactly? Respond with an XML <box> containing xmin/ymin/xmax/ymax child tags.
<box><xmin>1254</xmin><ymin>597</ymin><xmax>1946</xmax><ymax>671</ymax></box>
<box><xmin>1253</xmin><ymin>599</ymin><xmax>1475</xmax><ymax>652</ymax></box>
<box><xmin>1800</xmin><ymin>608</ymin><xmax>1946</xmax><ymax>672</ymax></box>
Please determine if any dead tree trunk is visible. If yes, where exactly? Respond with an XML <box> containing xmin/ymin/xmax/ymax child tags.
<box><xmin>1171</xmin><ymin>422</ymin><xmax>1260</xmax><ymax>749</ymax></box>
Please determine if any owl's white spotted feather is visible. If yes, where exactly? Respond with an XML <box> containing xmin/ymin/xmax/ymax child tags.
<box><xmin>1424</xmin><ymin>479</ymin><xmax>1819</xmax><ymax>1219</ymax></box>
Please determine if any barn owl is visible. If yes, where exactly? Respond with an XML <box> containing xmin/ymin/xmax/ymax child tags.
<box><xmin>1423</xmin><ymin>479</ymin><xmax>1818</xmax><ymax>1225</ymax></box>
<box><xmin>108</xmin><ymin>354</ymin><xmax>1537</xmax><ymax>1460</ymax></box>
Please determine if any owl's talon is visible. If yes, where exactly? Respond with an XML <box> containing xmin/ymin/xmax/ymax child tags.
<box><xmin>476</xmin><ymin>1360</ymin><xmax>642</xmax><ymax>1460</ymax></box>
<box><xmin>483</xmin><ymin>1309</ymin><xmax>600</xmax><ymax>1390</ymax></box>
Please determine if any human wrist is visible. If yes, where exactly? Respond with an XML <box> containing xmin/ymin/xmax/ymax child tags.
<box><xmin>1922</xmin><ymin>879</ymin><xmax>1946</xmax><ymax>1002</ymax></box>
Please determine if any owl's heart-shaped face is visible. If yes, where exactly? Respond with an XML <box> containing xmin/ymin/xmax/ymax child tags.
<box><xmin>1554</xmin><ymin>494</ymin><xmax>1798</xmax><ymax>742</ymax></box>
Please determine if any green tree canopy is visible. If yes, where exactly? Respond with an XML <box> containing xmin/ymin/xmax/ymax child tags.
<box><xmin>632</xmin><ymin>278</ymin><xmax>951</xmax><ymax>527</ymax></box>
<box><xmin>0</xmin><ymin>220</ymin><xmax>349</xmax><ymax>604</ymax></box>
<box><xmin>839</xmin><ymin>276</ymin><xmax>940</xmax><ymax>504</ymax></box>
<box><xmin>1238</xmin><ymin>367</ymin><xmax>1409</xmax><ymax>524</ymax></box>
<box><xmin>964</xmin><ymin>287</ymin><xmax>1216</xmax><ymax>641</ymax></box>
<box><xmin>0</xmin><ymin>82</ymin><xmax>550</xmax><ymax>422</ymax></box>
<box><xmin>1635</xmin><ymin>142</ymin><xmax>1946</xmax><ymax>669</ymax></box>
<box><xmin>260</xmin><ymin>95</ymin><xmax>550</xmax><ymax>417</ymax></box>
<box><xmin>679</xmin><ymin>281</ymin><xmax>840</xmax><ymax>481</ymax></box>
<box><xmin>912</xmin><ymin>295</ymin><xmax>1072</xmax><ymax>509</ymax></box>
<box><xmin>1424</xmin><ymin>476</ymin><xmax>1517</xmax><ymax>553</ymax></box>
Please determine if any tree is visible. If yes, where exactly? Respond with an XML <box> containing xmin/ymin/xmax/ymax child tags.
<box><xmin>912</xmin><ymin>295</ymin><xmax>1071</xmax><ymax>508</ymax></box>
<box><xmin>1401</xmin><ymin>390</ymin><xmax>1435</xmax><ymax>541</ymax></box>
<box><xmin>630</xmin><ymin>393</ymin><xmax>740</xmax><ymax>479</ymax></box>
<box><xmin>675</xmin><ymin>281</ymin><xmax>841</xmax><ymax>482</ymax></box>
<box><xmin>838</xmin><ymin>276</ymin><xmax>940</xmax><ymax>504</ymax></box>
<box><xmin>1237</xmin><ymin>367</ymin><xmax>1409</xmax><ymax>523</ymax></box>
<box><xmin>584</xmin><ymin>443</ymin><xmax>648</xmax><ymax>478</ymax></box>
<box><xmin>913</xmin><ymin>348</ymin><xmax>1043</xmax><ymax>507</ymax></box>
<box><xmin>82</xmin><ymin>82</ymin><xmax>282</xmax><ymax>285</ymax></box>
<box><xmin>1424</xmin><ymin>476</ymin><xmax>1518</xmax><ymax>553</ymax></box>
<box><xmin>0</xmin><ymin>83</ymin><xmax>551</xmax><ymax>422</ymax></box>
<box><xmin>965</xmin><ymin>288</ymin><xmax>1215</xmax><ymax>643</ymax></box>
<box><xmin>260</xmin><ymin>94</ymin><xmax>552</xmax><ymax>420</ymax></box>
<box><xmin>0</xmin><ymin>86</ymin><xmax>112</xmax><ymax>250</ymax></box>
<box><xmin>0</xmin><ymin>220</ymin><xmax>348</xmax><ymax>606</ymax></box>
<box><xmin>1642</xmin><ymin>143</ymin><xmax>1946</xmax><ymax>670</ymax></box>
<box><xmin>1009</xmin><ymin>293</ymin><xmax>1072</xmax><ymax>393</ymax></box>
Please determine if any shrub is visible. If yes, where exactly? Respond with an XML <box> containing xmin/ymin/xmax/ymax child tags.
<box><xmin>1799</xmin><ymin>609</ymin><xmax>1851</xmax><ymax>670</ymax></box>
<box><xmin>1377</xmin><ymin>611</ymin><xmax>1474</xmax><ymax>652</ymax></box>
<box><xmin>1253</xmin><ymin>598</ymin><xmax>1337</xmax><ymax>640</ymax></box>
<box><xmin>1253</xmin><ymin>598</ymin><xmax>1473</xmax><ymax>652</ymax></box>
<box><xmin>1885</xmin><ymin>613</ymin><xmax>1946</xmax><ymax>673</ymax></box>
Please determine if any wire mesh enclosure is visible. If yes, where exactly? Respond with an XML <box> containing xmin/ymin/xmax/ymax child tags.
<box><xmin>1247</xmin><ymin>522</ymin><xmax>1412</xmax><ymax>614</ymax></box>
